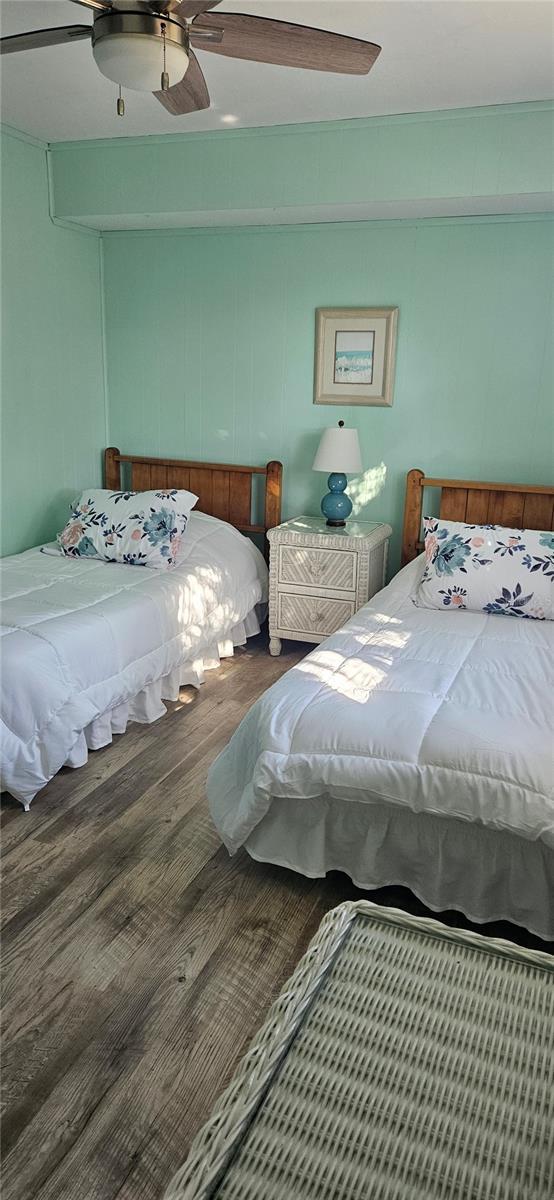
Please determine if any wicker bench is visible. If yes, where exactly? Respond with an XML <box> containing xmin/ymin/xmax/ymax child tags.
<box><xmin>164</xmin><ymin>901</ymin><xmax>554</xmax><ymax>1200</ymax></box>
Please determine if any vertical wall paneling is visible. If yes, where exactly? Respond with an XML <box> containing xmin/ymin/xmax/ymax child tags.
<box><xmin>103</xmin><ymin>216</ymin><xmax>553</xmax><ymax>569</ymax></box>
<box><xmin>1</xmin><ymin>130</ymin><xmax>106</xmax><ymax>555</ymax></box>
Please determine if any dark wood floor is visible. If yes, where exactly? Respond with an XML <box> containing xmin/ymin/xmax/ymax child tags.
<box><xmin>1</xmin><ymin>632</ymin><xmax>551</xmax><ymax>1200</ymax></box>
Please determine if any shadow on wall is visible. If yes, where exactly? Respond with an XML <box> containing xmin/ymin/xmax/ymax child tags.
<box><xmin>347</xmin><ymin>463</ymin><xmax>387</xmax><ymax>517</ymax></box>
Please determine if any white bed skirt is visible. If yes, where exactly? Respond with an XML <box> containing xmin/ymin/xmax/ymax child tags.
<box><xmin>244</xmin><ymin>794</ymin><xmax>554</xmax><ymax>942</ymax></box>
<box><xmin>64</xmin><ymin>607</ymin><xmax>263</xmax><ymax>770</ymax></box>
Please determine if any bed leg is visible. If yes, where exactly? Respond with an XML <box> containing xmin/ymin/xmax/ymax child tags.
<box><xmin>269</xmin><ymin>636</ymin><xmax>282</xmax><ymax>657</ymax></box>
<box><xmin>22</xmin><ymin>802</ymin><xmax>31</xmax><ymax>813</ymax></box>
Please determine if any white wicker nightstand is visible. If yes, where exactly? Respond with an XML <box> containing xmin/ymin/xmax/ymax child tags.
<box><xmin>267</xmin><ymin>516</ymin><xmax>392</xmax><ymax>655</ymax></box>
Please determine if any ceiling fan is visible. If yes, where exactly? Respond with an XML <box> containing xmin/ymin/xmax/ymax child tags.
<box><xmin>0</xmin><ymin>1</ymin><xmax>381</xmax><ymax>117</ymax></box>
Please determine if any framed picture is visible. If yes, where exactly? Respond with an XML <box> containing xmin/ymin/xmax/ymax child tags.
<box><xmin>314</xmin><ymin>306</ymin><xmax>398</xmax><ymax>407</ymax></box>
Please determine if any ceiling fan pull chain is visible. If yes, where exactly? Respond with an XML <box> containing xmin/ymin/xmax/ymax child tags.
<box><xmin>117</xmin><ymin>84</ymin><xmax>125</xmax><ymax>117</ymax></box>
<box><xmin>161</xmin><ymin>22</ymin><xmax>169</xmax><ymax>91</ymax></box>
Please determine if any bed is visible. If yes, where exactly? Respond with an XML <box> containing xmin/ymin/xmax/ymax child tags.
<box><xmin>1</xmin><ymin>448</ymin><xmax>282</xmax><ymax>810</ymax></box>
<box><xmin>208</xmin><ymin>470</ymin><xmax>554</xmax><ymax>940</ymax></box>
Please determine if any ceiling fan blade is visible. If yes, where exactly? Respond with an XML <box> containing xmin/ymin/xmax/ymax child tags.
<box><xmin>173</xmin><ymin>1</ymin><xmax>221</xmax><ymax>18</ymax></box>
<box><xmin>154</xmin><ymin>49</ymin><xmax>210</xmax><ymax>115</ymax></box>
<box><xmin>71</xmin><ymin>0</ymin><xmax>112</xmax><ymax>12</ymax></box>
<box><xmin>190</xmin><ymin>12</ymin><xmax>381</xmax><ymax>74</ymax></box>
<box><xmin>0</xmin><ymin>25</ymin><xmax>92</xmax><ymax>54</ymax></box>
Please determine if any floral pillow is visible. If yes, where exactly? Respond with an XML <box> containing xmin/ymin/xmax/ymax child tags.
<box><xmin>56</xmin><ymin>488</ymin><xmax>198</xmax><ymax>569</ymax></box>
<box><xmin>413</xmin><ymin>518</ymin><xmax>554</xmax><ymax>620</ymax></box>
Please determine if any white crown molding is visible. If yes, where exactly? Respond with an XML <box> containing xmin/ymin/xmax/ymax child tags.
<box><xmin>1</xmin><ymin>121</ymin><xmax>48</xmax><ymax>150</ymax></box>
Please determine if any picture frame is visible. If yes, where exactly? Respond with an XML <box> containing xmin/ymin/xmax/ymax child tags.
<box><xmin>314</xmin><ymin>306</ymin><xmax>398</xmax><ymax>407</ymax></box>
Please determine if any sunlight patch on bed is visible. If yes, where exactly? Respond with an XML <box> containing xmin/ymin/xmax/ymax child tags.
<box><xmin>297</xmin><ymin>649</ymin><xmax>386</xmax><ymax>701</ymax></box>
<box><xmin>359</xmin><ymin>611</ymin><xmax>401</xmax><ymax>626</ymax></box>
<box><xmin>354</xmin><ymin>628</ymin><xmax>411</xmax><ymax>650</ymax></box>
<box><xmin>300</xmin><ymin>648</ymin><xmax>346</xmax><ymax>671</ymax></box>
<box><xmin>177</xmin><ymin>565</ymin><xmax>225</xmax><ymax>625</ymax></box>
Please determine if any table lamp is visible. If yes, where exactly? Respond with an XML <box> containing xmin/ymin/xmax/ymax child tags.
<box><xmin>312</xmin><ymin>420</ymin><xmax>362</xmax><ymax>526</ymax></box>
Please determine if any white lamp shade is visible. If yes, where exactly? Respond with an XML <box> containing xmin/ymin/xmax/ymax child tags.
<box><xmin>312</xmin><ymin>426</ymin><xmax>362</xmax><ymax>474</ymax></box>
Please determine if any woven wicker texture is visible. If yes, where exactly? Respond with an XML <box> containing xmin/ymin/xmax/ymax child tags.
<box><xmin>164</xmin><ymin>902</ymin><xmax>554</xmax><ymax>1200</ymax></box>
<box><xmin>279</xmin><ymin>546</ymin><xmax>358</xmax><ymax>591</ymax></box>
<box><xmin>277</xmin><ymin>592</ymin><xmax>355</xmax><ymax>636</ymax></box>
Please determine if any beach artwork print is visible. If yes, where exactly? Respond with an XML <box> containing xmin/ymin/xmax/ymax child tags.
<box><xmin>314</xmin><ymin>307</ymin><xmax>398</xmax><ymax>406</ymax></box>
<box><xmin>334</xmin><ymin>330</ymin><xmax>375</xmax><ymax>385</ymax></box>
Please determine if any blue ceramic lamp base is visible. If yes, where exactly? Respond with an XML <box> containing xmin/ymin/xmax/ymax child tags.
<box><xmin>321</xmin><ymin>472</ymin><xmax>352</xmax><ymax>527</ymax></box>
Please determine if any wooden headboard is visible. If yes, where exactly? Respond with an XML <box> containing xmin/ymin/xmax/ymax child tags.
<box><xmin>104</xmin><ymin>448</ymin><xmax>282</xmax><ymax>538</ymax></box>
<box><xmin>402</xmin><ymin>468</ymin><xmax>554</xmax><ymax>565</ymax></box>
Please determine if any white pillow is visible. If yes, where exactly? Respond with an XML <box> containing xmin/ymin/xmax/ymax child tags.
<box><xmin>56</xmin><ymin>487</ymin><xmax>198</xmax><ymax>569</ymax></box>
<box><xmin>413</xmin><ymin>518</ymin><xmax>554</xmax><ymax>620</ymax></box>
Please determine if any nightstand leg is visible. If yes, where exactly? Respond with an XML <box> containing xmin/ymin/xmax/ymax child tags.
<box><xmin>269</xmin><ymin>636</ymin><xmax>282</xmax><ymax>657</ymax></box>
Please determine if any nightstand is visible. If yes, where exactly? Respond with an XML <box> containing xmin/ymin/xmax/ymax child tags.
<box><xmin>267</xmin><ymin>517</ymin><xmax>392</xmax><ymax>655</ymax></box>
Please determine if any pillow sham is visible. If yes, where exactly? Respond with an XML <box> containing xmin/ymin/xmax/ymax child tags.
<box><xmin>56</xmin><ymin>487</ymin><xmax>198</xmax><ymax>569</ymax></box>
<box><xmin>413</xmin><ymin>518</ymin><xmax>554</xmax><ymax>620</ymax></box>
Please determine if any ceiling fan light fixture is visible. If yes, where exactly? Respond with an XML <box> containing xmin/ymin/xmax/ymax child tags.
<box><xmin>0</xmin><ymin>3</ymin><xmax>382</xmax><ymax>121</ymax></box>
<box><xmin>92</xmin><ymin>11</ymin><xmax>189</xmax><ymax>92</ymax></box>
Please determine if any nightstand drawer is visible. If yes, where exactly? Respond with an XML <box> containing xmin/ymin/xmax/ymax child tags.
<box><xmin>277</xmin><ymin>592</ymin><xmax>355</xmax><ymax>637</ymax></box>
<box><xmin>278</xmin><ymin>546</ymin><xmax>357</xmax><ymax>592</ymax></box>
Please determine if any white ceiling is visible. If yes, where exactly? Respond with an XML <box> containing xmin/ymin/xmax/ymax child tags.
<box><xmin>0</xmin><ymin>0</ymin><xmax>553</xmax><ymax>144</ymax></box>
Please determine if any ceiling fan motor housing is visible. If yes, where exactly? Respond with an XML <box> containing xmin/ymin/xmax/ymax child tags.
<box><xmin>92</xmin><ymin>10</ymin><xmax>190</xmax><ymax>91</ymax></box>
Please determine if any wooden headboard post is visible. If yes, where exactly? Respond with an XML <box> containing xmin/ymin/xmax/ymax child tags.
<box><xmin>401</xmin><ymin>468</ymin><xmax>425</xmax><ymax>566</ymax></box>
<box><xmin>401</xmin><ymin>468</ymin><xmax>554</xmax><ymax>566</ymax></box>
<box><xmin>103</xmin><ymin>447</ymin><xmax>282</xmax><ymax>540</ymax></box>
<box><xmin>104</xmin><ymin>446</ymin><xmax>121</xmax><ymax>491</ymax></box>
<box><xmin>264</xmin><ymin>461</ymin><xmax>283</xmax><ymax>532</ymax></box>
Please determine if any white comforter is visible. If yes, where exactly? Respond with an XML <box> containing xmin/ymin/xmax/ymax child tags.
<box><xmin>209</xmin><ymin>556</ymin><xmax>554</xmax><ymax>853</ymax></box>
<box><xmin>1</xmin><ymin>512</ymin><xmax>267</xmax><ymax>807</ymax></box>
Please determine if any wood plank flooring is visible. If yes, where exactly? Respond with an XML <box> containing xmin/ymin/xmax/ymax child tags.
<box><xmin>1</xmin><ymin>632</ymin><xmax>551</xmax><ymax>1200</ymax></box>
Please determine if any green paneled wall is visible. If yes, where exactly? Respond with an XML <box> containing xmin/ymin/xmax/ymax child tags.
<box><xmin>0</xmin><ymin>129</ymin><xmax>106</xmax><ymax>555</ymax></box>
<box><xmin>103</xmin><ymin>215</ymin><xmax>553</xmax><ymax>570</ymax></box>
<box><xmin>2</xmin><ymin>106</ymin><xmax>553</xmax><ymax>568</ymax></box>
<box><xmin>50</xmin><ymin>103</ymin><xmax>554</xmax><ymax>228</ymax></box>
